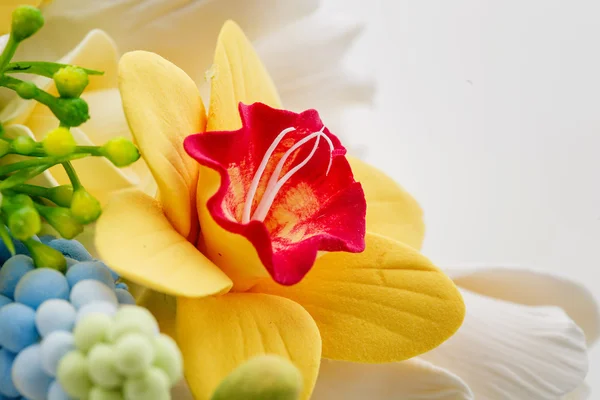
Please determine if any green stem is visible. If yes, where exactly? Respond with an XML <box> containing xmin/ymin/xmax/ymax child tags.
<box><xmin>0</xmin><ymin>35</ymin><xmax>18</xmax><ymax>72</ymax></box>
<box><xmin>62</xmin><ymin>161</ymin><xmax>81</xmax><ymax>189</ymax></box>
<box><xmin>9</xmin><ymin>145</ymin><xmax>103</xmax><ymax>157</ymax></box>
<box><xmin>0</xmin><ymin>154</ymin><xmax>83</xmax><ymax>176</ymax></box>
<box><xmin>0</xmin><ymin>75</ymin><xmax>56</xmax><ymax>106</ymax></box>
<box><xmin>11</xmin><ymin>183</ymin><xmax>51</xmax><ymax>198</ymax></box>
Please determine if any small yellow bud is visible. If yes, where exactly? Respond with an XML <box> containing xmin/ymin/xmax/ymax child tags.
<box><xmin>11</xmin><ymin>6</ymin><xmax>44</xmax><ymax>42</ymax></box>
<box><xmin>210</xmin><ymin>355</ymin><xmax>303</xmax><ymax>400</ymax></box>
<box><xmin>53</xmin><ymin>66</ymin><xmax>89</xmax><ymax>98</ymax></box>
<box><xmin>70</xmin><ymin>188</ymin><xmax>101</xmax><ymax>224</ymax></box>
<box><xmin>40</xmin><ymin>207</ymin><xmax>83</xmax><ymax>239</ymax></box>
<box><xmin>101</xmin><ymin>137</ymin><xmax>141</xmax><ymax>167</ymax></box>
<box><xmin>8</xmin><ymin>206</ymin><xmax>41</xmax><ymax>240</ymax></box>
<box><xmin>48</xmin><ymin>185</ymin><xmax>74</xmax><ymax>207</ymax></box>
<box><xmin>16</xmin><ymin>81</ymin><xmax>38</xmax><ymax>99</ymax></box>
<box><xmin>43</xmin><ymin>127</ymin><xmax>76</xmax><ymax>156</ymax></box>
<box><xmin>25</xmin><ymin>239</ymin><xmax>66</xmax><ymax>272</ymax></box>
<box><xmin>11</xmin><ymin>135</ymin><xmax>36</xmax><ymax>155</ymax></box>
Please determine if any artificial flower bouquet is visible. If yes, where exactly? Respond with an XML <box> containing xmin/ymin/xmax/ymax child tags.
<box><xmin>0</xmin><ymin>3</ymin><xmax>597</xmax><ymax>400</ymax></box>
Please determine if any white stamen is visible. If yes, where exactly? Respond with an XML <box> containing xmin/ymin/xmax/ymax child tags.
<box><xmin>251</xmin><ymin>127</ymin><xmax>334</xmax><ymax>222</ymax></box>
<box><xmin>242</xmin><ymin>127</ymin><xmax>296</xmax><ymax>224</ymax></box>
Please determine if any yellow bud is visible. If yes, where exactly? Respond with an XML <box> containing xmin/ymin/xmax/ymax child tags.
<box><xmin>101</xmin><ymin>137</ymin><xmax>141</xmax><ymax>167</ymax></box>
<box><xmin>70</xmin><ymin>188</ymin><xmax>101</xmax><ymax>224</ymax></box>
<box><xmin>8</xmin><ymin>206</ymin><xmax>41</xmax><ymax>240</ymax></box>
<box><xmin>11</xmin><ymin>6</ymin><xmax>44</xmax><ymax>42</ymax></box>
<box><xmin>43</xmin><ymin>127</ymin><xmax>76</xmax><ymax>156</ymax></box>
<box><xmin>53</xmin><ymin>66</ymin><xmax>89</xmax><ymax>98</ymax></box>
<box><xmin>25</xmin><ymin>239</ymin><xmax>66</xmax><ymax>272</ymax></box>
<box><xmin>11</xmin><ymin>136</ymin><xmax>36</xmax><ymax>155</ymax></box>
<box><xmin>48</xmin><ymin>185</ymin><xmax>74</xmax><ymax>207</ymax></box>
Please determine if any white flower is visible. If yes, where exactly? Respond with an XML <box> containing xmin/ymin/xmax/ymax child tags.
<box><xmin>313</xmin><ymin>267</ymin><xmax>599</xmax><ymax>400</ymax></box>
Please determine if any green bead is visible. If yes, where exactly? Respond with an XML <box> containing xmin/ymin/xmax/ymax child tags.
<box><xmin>49</xmin><ymin>184</ymin><xmax>74</xmax><ymax>207</ymax></box>
<box><xmin>210</xmin><ymin>355</ymin><xmax>303</xmax><ymax>400</ymax></box>
<box><xmin>152</xmin><ymin>334</ymin><xmax>183</xmax><ymax>386</ymax></box>
<box><xmin>16</xmin><ymin>81</ymin><xmax>38</xmax><ymax>99</ymax></box>
<box><xmin>71</xmin><ymin>188</ymin><xmax>101</xmax><ymax>224</ymax></box>
<box><xmin>89</xmin><ymin>387</ymin><xmax>124</xmax><ymax>400</ymax></box>
<box><xmin>54</xmin><ymin>66</ymin><xmax>89</xmax><ymax>98</ymax></box>
<box><xmin>11</xmin><ymin>135</ymin><xmax>37</xmax><ymax>155</ymax></box>
<box><xmin>114</xmin><ymin>333</ymin><xmax>155</xmax><ymax>377</ymax></box>
<box><xmin>8</xmin><ymin>205</ymin><xmax>41</xmax><ymax>240</ymax></box>
<box><xmin>25</xmin><ymin>239</ymin><xmax>67</xmax><ymax>271</ymax></box>
<box><xmin>101</xmin><ymin>137</ymin><xmax>140</xmax><ymax>167</ymax></box>
<box><xmin>88</xmin><ymin>343</ymin><xmax>124</xmax><ymax>389</ymax></box>
<box><xmin>123</xmin><ymin>367</ymin><xmax>170</xmax><ymax>400</ymax></box>
<box><xmin>49</xmin><ymin>97</ymin><xmax>90</xmax><ymax>127</ymax></box>
<box><xmin>74</xmin><ymin>314</ymin><xmax>112</xmax><ymax>353</ymax></box>
<box><xmin>108</xmin><ymin>305</ymin><xmax>158</xmax><ymax>342</ymax></box>
<box><xmin>43</xmin><ymin>127</ymin><xmax>76</xmax><ymax>156</ymax></box>
<box><xmin>57</xmin><ymin>350</ymin><xmax>93</xmax><ymax>399</ymax></box>
<box><xmin>11</xmin><ymin>5</ymin><xmax>44</xmax><ymax>42</ymax></box>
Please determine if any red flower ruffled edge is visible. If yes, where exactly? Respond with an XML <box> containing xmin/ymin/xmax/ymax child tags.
<box><xmin>184</xmin><ymin>103</ymin><xmax>366</xmax><ymax>285</ymax></box>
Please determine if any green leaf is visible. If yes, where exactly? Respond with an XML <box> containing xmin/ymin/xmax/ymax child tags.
<box><xmin>0</xmin><ymin>220</ymin><xmax>16</xmax><ymax>256</ymax></box>
<box><xmin>4</xmin><ymin>61</ymin><xmax>103</xmax><ymax>78</ymax></box>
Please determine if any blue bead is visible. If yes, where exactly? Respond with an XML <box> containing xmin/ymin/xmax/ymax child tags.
<box><xmin>70</xmin><ymin>280</ymin><xmax>118</xmax><ymax>309</ymax></box>
<box><xmin>0</xmin><ymin>294</ymin><xmax>11</xmax><ymax>309</ymax></box>
<box><xmin>115</xmin><ymin>288</ymin><xmax>136</xmax><ymax>305</ymax></box>
<box><xmin>107</xmin><ymin>268</ymin><xmax>119</xmax><ymax>281</ymax></box>
<box><xmin>14</xmin><ymin>269</ymin><xmax>69</xmax><ymax>310</ymax></box>
<box><xmin>0</xmin><ymin>255</ymin><xmax>35</xmax><ymax>299</ymax></box>
<box><xmin>12</xmin><ymin>344</ymin><xmax>53</xmax><ymax>400</ymax></box>
<box><xmin>0</xmin><ymin>303</ymin><xmax>39</xmax><ymax>353</ymax></box>
<box><xmin>47</xmin><ymin>380</ymin><xmax>73</xmax><ymax>400</ymax></box>
<box><xmin>40</xmin><ymin>331</ymin><xmax>75</xmax><ymax>377</ymax></box>
<box><xmin>48</xmin><ymin>240</ymin><xmax>92</xmax><ymax>262</ymax></box>
<box><xmin>35</xmin><ymin>300</ymin><xmax>76</xmax><ymax>337</ymax></box>
<box><xmin>0</xmin><ymin>348</ymin><xmax>19</xmax><ymax>397</ymax></box>
<box><xmin>38</xmin><ymin>235</ymin><xmax>56</xmax><ymax>245</ymax></box>
<box><xmin>66</xmin><ymin>261</ymin><xmax>115</xmax><ymax>289</ymax></box>
<box><xmin>115</xmin><ymin>282</ymin><xmax>128</xmax><ymax>290</ymax></box>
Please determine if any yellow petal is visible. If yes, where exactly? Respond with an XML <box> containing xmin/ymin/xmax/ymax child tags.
<box><xmin>253</xmin><ymin>232</ymin><xmax>465</xmax><ymax>363</ymax></box>
<box><xmin>207</xmin><ymin>20</ymin><xmax>281</xmax><ymax>131</ymax></box>
<box><xmin>177</xmin><ymin>293</ymin><xmax>321</xmax><ymax>400</ymax></box>
<box><xmin>95</xmin><ymin>189</ymin><xmax>232</xmax><ymax>297</ymax></box>
<box><xmin>0</xmin><ymin>0</ymin><xmax>41</xmax><ymax>35</ymax></box>
<box><xmin>349</xmin><ymin>156</ymin><xmax>425</xmax><ymax>249</ymax></box>
<box><xmin>119</xmin><ymin>50</ymin><xmax>205</xmax><ymax>239</ymax></box>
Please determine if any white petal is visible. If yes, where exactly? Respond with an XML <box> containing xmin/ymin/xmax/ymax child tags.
<box><xmin>255</xmin><ymin>10</ymin><xmax>375</xmax><ymax>119</ymax></box>
<box><xmin>446</xmin><ymin>266</ymin><xmax>600</xmax><ymax>345</ymax></box>
<box><xmin>420</xmin><ymin>289</ymin><xmax>589</xmax><ymax>400</ymax></box>
<box><xmin>25</xmin><ymin>0</ymin><xmax>318</xmax><ymax>83</ymax></box>
<box><xmin>563</xmin><ymin>384</ymin><xmax>590</xmax><ymax>400</ymax></box>
<box><xmin>313</xmin><ymin>358</ymin><xmax>473</xmax><ymax>400</ymax></box>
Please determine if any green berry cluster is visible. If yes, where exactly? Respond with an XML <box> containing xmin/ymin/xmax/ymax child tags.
<box><xmin>0</xmin><ymin>5</ymin><xmax>141</xmax><ymax>270</ymax></box>
<box><xmin>57</xmin><ymin>306</ymin><xmax>182</xmax><ymax>400</ymax></box>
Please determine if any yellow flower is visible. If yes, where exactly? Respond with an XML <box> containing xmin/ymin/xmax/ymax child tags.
<box><xmin>95</xmin><ymin>21</ymin><xmax>465</xmax><ymax>400</ymax></box>
<box><xmin>0</xmin><ymin>30</ymin><xmax>151</xmax><ymax>204</ymax></box>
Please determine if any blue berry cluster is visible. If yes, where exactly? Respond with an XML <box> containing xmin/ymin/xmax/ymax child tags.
<box><xmin>0</xmin><ymin>237</ymin><xmax>139</xmax><ymax>399</ymax></box>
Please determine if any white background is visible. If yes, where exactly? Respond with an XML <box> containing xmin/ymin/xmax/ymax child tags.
<box><xmin>327</xmin><ymin>0</ymin><xmax>600</xmax><ymax>394</ymax></box>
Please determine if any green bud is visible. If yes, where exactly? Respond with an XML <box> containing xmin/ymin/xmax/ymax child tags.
<box><xmin>43</xmin><ymin>127</ymin><xmax>76</xmax><ymax>156</ymax></box>
<box><xmin>2</xmin><ymin>193</ymin><xmax>34</xmax><ymax>213</ymax></box>
<box><xmin>38</xmin><ymin>206</ymin><xmax>83</xmax><ymax>239</ymax></box>
<box><xmin>49</xmin><ymin>97</ymin><xmax>89</xmax><ymax>127</ymax></box>
<box><xmin>11</xmin><ymin>6</ymin><xmax>44</xmax><ymax>42</ymax></box>
<box><xmin>8</xmin><ymin>205</ymin><xmax>41</xmax><ymax>240</ymax></box>
<box><xmin>11</xmin><ymin>135</ymin><xmax>37</xmax><ymax>155</ymax></box>
<box><xmin>0</xmin><ymin>139</ymin><xmax>10</xmax><ymax>157</ymax></box>
<box><xmin>71</xmin><ymin>187</ymin><xmax>101</xmax><ymax>224</ymax></box>
<box><xmin>101</xmin><ymin>137</ymin><xmax>141</xmax><ymax>167</ymax></box>
<box><xmin>48</xmin><ymin>185</ymin><xmax>74</xmax><ymax>207</ymax></box>
<box><xmin>24</xmin><ymin>238</ymin><xmax>66</xmax><ymax>272</ymax></box>
<box><xmin>15</xmin><ymin>81</ymin><xmax>39</xmax><ymax>99</ymax></box>
<box><xmin>210</xmin><ymin>355</ymin><xmax>303</xmax><ymax>400</ymax></box>
<box><xmin>54</xmin><ymin>66</ymin><xmax>89</xmax><ymax>98</ymax></box>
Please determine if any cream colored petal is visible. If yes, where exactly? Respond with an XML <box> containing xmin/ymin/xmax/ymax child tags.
<box><xmin>447</xmin><ymin>267</ymin><xmax>600</xmax><ymax>345</ymax></box>
<box><xmin>420</xmin><ymin>289</ymin><xmax>589</xmax><ymax>400</ymax></box>
<box><xmin>26</xmin><ymin>0</ymin><xmax>318</xmax><ymax>84</ymax></box>
<box><xmin>563</xmin><ymin>384</ymin><xmax>590</xmax><ymax>400</ymax></box>
<box><xmin>313</xmin><ymin>358</ymin><xmax>473</xmax><ymax>400</ymax></box>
